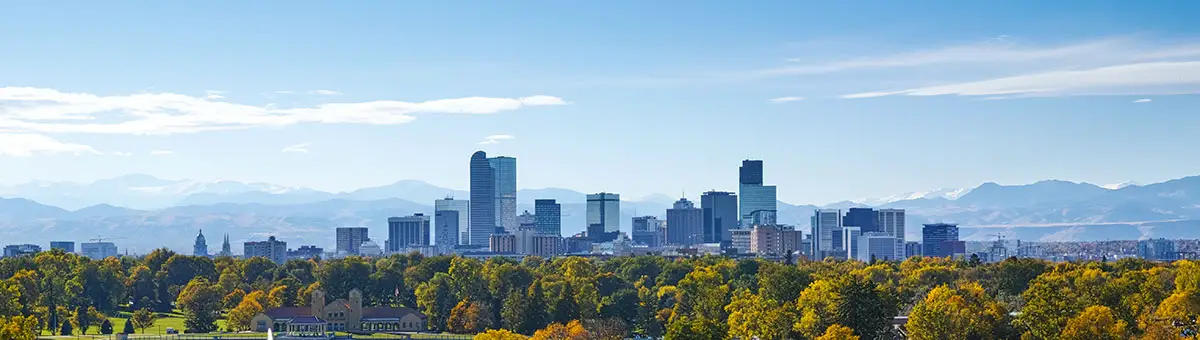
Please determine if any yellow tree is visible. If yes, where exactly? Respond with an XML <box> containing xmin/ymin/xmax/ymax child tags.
<box><xmin>0</xmin><ymin>315</ymin><xmax>38</xmax><ymax>340</ymax></box>
<box><xmin>794</xmin><ymin>279</ymin><xmax>843</xmax><ymax>339</ymax></box>
<box><xmin>815</xmin><ymin>324</ymin><xmax>859</xmax><ymax>340</ymax></box>
<box><xmin>1059</xmin><ymin>306</ymin><xmax>1128</xmax><ymax>340</ymax></box>
<box><xmin>226</xmin><ymin>297</ymin><xmax>264</xmax><ymax>331</ymax></box>
<box><xmin>530</xmin><ymin>320</ymin><xmax>590</xmax><ymax>340</ymax></box>
<box><xmin>907</xmin><ymin>283</ymin><xmax>1007</xmax><ymax>340</ymax></box>
<box><xmin>725</xmin><ymin>289</ymin><xmax>798</xmax><ymax>340</ymax></box>
<box><xmin>474</xmin><ymin>329</ymin><xmax>529</xmax><ymax>340</ymax></box>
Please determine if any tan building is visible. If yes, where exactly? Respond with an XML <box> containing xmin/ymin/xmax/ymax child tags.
<box><xmin>751</xmin><ymin>224</ymin><xmax>804</xmax><ymax>258</ymax></box>
<box><xmin>251</xmin><ymin>288</ymin><xmax>426</xmax><ymax>333</ymax></box>
<box><xmin>489</xmin><ymin>234</ymin><xmax>517</xmax><ymax>253</ymax></box>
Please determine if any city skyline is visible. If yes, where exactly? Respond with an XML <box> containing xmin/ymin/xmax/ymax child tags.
<box><xmin>3</xmin><ymin>2</ymin><xmax>1199</xmax><ymax>205</ymax></box>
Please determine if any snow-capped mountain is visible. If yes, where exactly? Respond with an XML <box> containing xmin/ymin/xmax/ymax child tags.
<box><xmin>856</xmin><ymin>188</ymin><xmax>971</xmax><ymax>206</ymax></box>
<box><xmin>0</xmin><ymin>174</ymin><xmax>310</xmax><ymax>210</ymax></box>
<box><xmin>1102</xmin><ymin>181</ymin><xmax>1142</xmax><ymax>190</ymax></box>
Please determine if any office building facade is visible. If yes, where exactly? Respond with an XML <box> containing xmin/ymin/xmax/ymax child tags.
<box><xmin>631</xmin><ymin>216</ymin><xmax>664</xmax><ymax>247</ymax></box>
<box><xmin>922</xmin><ymin>223</ymin><xmax>965</xmax><ymax>258</ymax></box>
<box><xmin>3</xmin><ymin>244</ymin><xmax>41</xmax><ymax>257</ymax></box>
<box><xmin>701</xmin><ymin>191</ymin><xmax>738</xmax><ymax>244</ymax></box>
<box><xmin>1138</xmin><ymin>238</ymin><xmax>1177</xmax><ymax>261</ymax></box>
<box><xmin>739</xmin><ymin>160</ymin><xmax>777</xmax><ymax>227</ymax></box>
<box><xmin>587</xmin><ymin>192</ymin><xmax>620</xmax><ymax>242</ymax></box>
<box><xmin>490</xmin><ymin>156</ymin><xmax>517</xmax><ymax>233</ymax></box>
<box><xmin>287</xmin><ymin>245</ymin><xmax>323</xmax><ymax>260</ymax></box>
<box><xmin>434</xmin><ymin>198</ymin><xmax>469</xmax><ymax>245</ymax></box>
<box><xmin>81</xmin><ymin>242</ymin><xmax>118</xmax><ymax>260</ymax></box>
<box><xmin>469</xmin><ymin>151</ymin><xmax>497</xmax><ymax>246</ymax></box>
<box><xmin>534</xmin><ymin>199</ymin><xmax>562</xmax><ymax>236</ymax></box>
<box><xmin>666</xmin><ymin>198</ymin><xmax>703</xmax><ymax>246</ymax></box>
<box><xmin>244</xmin><ymin>236</ymin><xmax>287</xmax><ymax>264</ymax></box>
<box><xmin>336</xmin><ymin>227</ymin><xmax>370</xmax><ymax>255</ymax></box>
<box><xmin>388</xmin><ymin>214</ymin><xmax>431</xmax><ymax>253</ymax></box>
<box><xmin>749</xmin><ymin>224</ymin><xmax>803</xmax><ymax>258</ymax></box>
<box><xmin>50</xmin><ymin>241</ymin><xmax>75</xmax><ymax>253</ymax></box>
<box><xmin>434</xmin><ymin>210</ymin><xmax>460</xmax><ymax>254</ymax></box>
<box><xmin>843</xmin><ymin>208</ymin><xmax>880</xmax><ymax>233</ymax></box>
<box><xmin>857</xmin><ymin>232</ymin><xmax>902</xmax><ymax>261</ymax></box>
<box><xmin>811</xmin><ymin>209</ymin><xmax>843</xmax><ymax>259</ymax></box>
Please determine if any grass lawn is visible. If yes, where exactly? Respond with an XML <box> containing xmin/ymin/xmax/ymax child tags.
<box><xmin>39</xmin><ymin>310</ymin><xmax>228</xmax><ymax>336</ymax></box>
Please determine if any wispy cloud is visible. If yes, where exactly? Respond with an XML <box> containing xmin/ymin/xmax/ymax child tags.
<box><xmin>478</xmin><ymin>134</ymin><xmax>515</xmax><ymax>145</ymax></box>
<box><xmin>0</xmin><ymin>133</ymin><xmax>99</xmax><ymax>157</ymax></box>
<box><xmin>0</xmin><ymin>87</ymin><xmax>568</xmax><ymax>135</ymax></box>
<box><xmin>841</xmin><ymin>61</ymin><xmax>1200</xmax><ymax>98</ymax></box>
<box><xmin>281</xmin><ymin>142</ymin><xmax>311</xmax><ymax>153</ymax></box>
<box><xmin>768</xmin><ymin>96</ymin><xmax>804</xmax><ymax>103</ymax></box>
<box><xmin>204</xmin><ymin>90</ymin><xmax>226</xmax><ymax>100</ymax></box>
<box><xmin>309</xmin><ymin>90</ymin><xmax>342</xmax><ymax>95</ymax></box>
<box><xmin>149</xmin><ymin>150</ymin><xmax>174</xmax><ymax>156</ymax></box>
<box><xmin>110</xmin><ymin>151</ymin><xmax>133</xmax><ymax>157</ymax></box>
<box><xmin>1133</xmin><ymin>98</ymin><xmax>1153</xmax><ymax>103</ymax></box>
<box><xmin>274</xmin><ymin>90</ymin><xmax>296</xmax><ymax>95</ymax></box>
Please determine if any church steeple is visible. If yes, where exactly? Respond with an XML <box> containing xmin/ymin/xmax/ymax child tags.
<box><xmin>220</xmin><ymin>233</ymin><xmax>232</xmax><ymax>257</ymax></box>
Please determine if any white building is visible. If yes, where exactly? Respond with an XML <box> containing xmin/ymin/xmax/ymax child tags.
<box><xmin>857</xmin><ymin>232</ymin><xmax>903</xmax><ymax>262</ymax></box>
<box><xmin>80</xmin><ymin>242</ymin><xmax>118</xmax><ymax>260</ymax></box>
<box><xmin>244</xmin><ymin>236</ymin><xmax>288</xmax><ymax>264</ymax></box>
<box><xmin>730</xmin><ymin>229</ymin><xmax>752</xmax><ymax>254</ymax></box>
<box><xmin>359</xmin><ymin>240</ymin><xmax>383</xmax><ymax>257</ymax></box>
<box><xmin>811</xmin><ymin>209</ymin><xmax>842</xmax><ymax>259</ymax></box>
<box><xmin>842</xmin><ymin>226</ymin><xmax>861</xmax><ymax>261</ymax></box>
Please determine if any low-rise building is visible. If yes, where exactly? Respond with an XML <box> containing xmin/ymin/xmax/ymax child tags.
<box><xmin>252</xmin><ymin>289</ymin><xmax>426</xmax><ymax>333</ymax></box>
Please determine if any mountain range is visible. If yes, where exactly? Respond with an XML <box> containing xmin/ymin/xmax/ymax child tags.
<box><xmin>2</xmin><ymin>174</ymin><xmax>1200</xmax><ymax>254</ymax></box>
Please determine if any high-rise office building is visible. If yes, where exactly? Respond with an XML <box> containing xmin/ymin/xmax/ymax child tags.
<box><xmin>843</xmin><ymin>208</ymin><xmax>880</xmax><ymax>233</ymax></box>
<box><xmin>750</xmin><ymin>224</ymin><xmax>804</xmax><ymax>258</ymax></box>
<box><xmin>81</xmin><ymin>242</ymin><xmax>118</xmax><ymax>260</ymax></box>
<box><xmin>469</xmin><ymin>151</ymin><xmax>496</xmax><ymax>246</ymax></box>
<box><xmin>631</xmin><ymin>216</ymin><xmax>664</xmax><ymax>247</ymax></box>
<box><xmin>587</xmin><ymin>192</ymin><xmax>620</xmax><ymax>242</ymax></box>
<box><xmin>50</xmin><ymin>241</ymin><xmax>74</xmax><ymax>253</ymax></box>
<box><xmin>905</xmin><ymin>241</ymin><xmax>923</xmax><ymax>258</ymax></box>
<box><xmin>3</xmin><ymin>244</ymin><xmax>40</xmax><ymax>257</ymax></box>
<box><xmin>434</xmin><ymin>210</ymin><xmax>460</xmax><ymax>254</ymax></box>
<box><xmin>193</xmin><ymin>230</ymin><xmax>208</xmax><ymax>257</ymax></box>
<box><xmin>738</xmin><ymin>160</ymin><xmax>777</xmax><ymax>227</ymax></box>
<box><xmin>701</xmin><ymin>191</ymin><xmax>738</xmax><ymax>244</ymax></box>
<box><xmin>877</xmin><ymin>209</ymin><xmax>906</xmax><ymax>239</ymax></box>
<box><xmin>858</xmin><ymin>232</ymin><xmax>902</xmax><ymax>261</ymax></box>
<box><xmin>811</xmin><ymin>209</ymin><xmax>843</xmax><ymax>259</ymax></box>
<box><xmin>490</xmin><ymin>156</ymin><xmax>518</xmax><ymax>233</ymax></box>
<box><xmin>336</xmin><ymin>227</ymin><xmax>370</xmax><ymax>255</ymax></box>
<box><xmin>534</xmin><ymin>199</ymin><xmax>562</xmax><ymax>236</ymax></box>
<box><xmin>666</xmin><ymin>198</ymin><xmax>703</xmax><ymax>246</ymax></box>
<box><xmin>922</xmin><ymin>223</ymin><xmax>964</xmax><ymax>258</ymax></box>
<box><xmin>518</xmin><ymin>210</ymin><xmax>537</xmax><ymax>230</ymax></box>
<box><xmin>244</xmin><ymin>236</ymin><xmax>287</xmax><ymax>264</ymax></box>
<box><xmin>842</xmin><ymin>226</ymin><xmax>862</xmax><ymax>261</ymax></box>
<box><xmin>388</xmin><ymin>214</ymin><xmax>431</xmax><ymax>253</ymax></box>
<box><xmin>434</xmin><ymin>198</ymin><xmax>469</xmax><ymax>245</ymax></box>
<box><xmin>1138</xmin><ymin>238</ymin><xmax>1176</xmax><ymax>261</ymax></box>
<box><xmin>843</xmin><ymin>208</ymin><xmax>906</xmax><ymax>259</ymax></box>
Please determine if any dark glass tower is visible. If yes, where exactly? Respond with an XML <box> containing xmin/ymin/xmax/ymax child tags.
<box><xmin>739</xmin><ymin>160</ymin><xmax>763</xmax><ymax>185</ymax></box>
<box><xmin>843</xmin><ymin>208</ymin><xmax>880</xmax><ymax>233</ymax></box>
<box><xmin>701</xmin><ymin>191</ymin><xmax>738</xmax><ymax>244</ymax></box>
<box><xmin>469</xmin><ymin>151</ymin><xmax>495</xmax><ymax>246</ymax></box>
<box><xmin>534</xmin><ymin>199</ymin><xmax>562</xmax><ymax>236</ymax></box>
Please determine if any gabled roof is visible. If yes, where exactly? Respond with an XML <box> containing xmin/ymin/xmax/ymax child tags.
<box><xmin>263</xmin><ymin>307</ymin><xmax>312</xmax><ymax>319</ymax></box>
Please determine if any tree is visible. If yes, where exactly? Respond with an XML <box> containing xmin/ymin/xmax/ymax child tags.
<box><xmin>227</xmin><ymin>297</ymin><xmax>265</xmax><ymax>331</ymax></box>
<box><xmin>908</xmin><ymin>283</ymin><xmax>1007</xmax><ymax>340</ymax></box>
<box><xmin>0</xmin><ymin>315</ymin><xmax>38</xmax><ymax>340</ymax></box>
<box><xmin>448</xmin><ymin>299</ymin><xmax>494</xmax><ymax>334</ymax></box>
<box><xmin>725</xmin><ymin>289</ymin><xmax>798</xmax><ymax>340</ymax></box>
<box><xmin>416</xmin><ymin>273</ymin><xmax>457</xmax><ymax>332</ymax></box>
<box><xmin>132</xmin><ymin>308</ymin><xmax>157</xmax><ymax>334</ymax></box>
<box><xmin>1060</xmin><ymin>305</ymin><xmax>1128</xmax><ymax>340</ymax></box>
<box><xmin>59</xmin><ymin>318</ymin><xmax>72</xmax><ymax>336</ymax></box>
<box><xmin>223</xmin><ymin>288</ymin><xmax>247</xmax><ymax>310</ymax></box>
<box><xmin>475</xmin><ymin>328</ymin><xmax>530</xmax><ymax>340</ymax></box>
<box><xmin>1017</xmin><ymin>273</ymin><xmax>1082</xmax><ymax>339</ymax></box>
<box><xmin>815</xmin><ymin>324</ymin><xmax>860</xmax><ymax>340</ymax></box>
<box><xmin>100</xmin><ymin>319</ymin><xmax>114</xmax><ymax>334</ymax></box>
<box><xmin>531</xmin><ymin>320</ymin><xmax>590</xmax><ymax>340</ymax></box>
<box><xmin>836</xmin><ymin>278</ymin><xmax>896</xmax><ymax>338</ymax></box>
<box><xmin>72</xmin><ymin>306</ymin><xmax>91</xmax><ymax>334</ymax></box>
<box><xmin>176</xmin><ymin>277</ymin><xmax>221</xmax><ymax>333</ymax></box>
<box><xmin>795</xmin><ymin>279</ymin><xmax>843</xmax><ymax>339</ymax></box>
<box><xmin>122</xmin><ymin>318</ymin><xmax>135</xmax><ymax>334</ymax></box>
<box><xmin>266</xmin><ymin>285</ymin><xmax>288</xmax><ymax>309</ymax></box>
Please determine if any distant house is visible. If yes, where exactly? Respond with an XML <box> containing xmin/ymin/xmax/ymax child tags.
<box><xmin>251</xmin><ymin>288</ymin><xmax>426</xmax><ymax>333</ymax></box>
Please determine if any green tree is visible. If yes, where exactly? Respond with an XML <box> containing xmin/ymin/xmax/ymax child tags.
<box><xmin>1060</xmin><ymin>305</ymin><xmax>1128</xmax><ymax>340</ymax></box>
<box><xmin>317</xmin><ymin>257</ymin><xmax>372</xmax><ymax>299</ymax></box>
<box><xmin>131</xmin><ymin>308</ymin><xmax>157</xmax><ymax>334</ymax></box>
<box><xmin>126</xmin><ymin>265</ymin><xmax>157</xmax><ymax>310</ymax></box>
<box><xmin>122</xmin><ymin>318</ymin><xmax>134</xmax><ymax>334</ymax></box>
<box><xmin>100</xmin><ymin>319</ymin><xmax>113</xmax><ymax>334</ymax></box>
<box><xmin>416</xmin><ymin>273</ymin><xmax>456</xmax><ymax>332</ymax></box>
<box><xmin>1017</xmin><ymin>273</ymin><xmax>1082</xmax><ymax>339</ymax></box>
<box><xmin>59</xmin><ymin>317</ymin><xmax>73</xmax><ymax>336</ymax></box>
<box><xmin>176</xmin><ymin>277</ymin><xmax>221</xmax><ymax>333</ymax></box>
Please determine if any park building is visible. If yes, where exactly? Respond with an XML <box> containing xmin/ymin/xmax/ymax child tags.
<box><xmin>252</xmin><ymin>288</ymin><xmax>426</xmax><ymax>334</ymax></box>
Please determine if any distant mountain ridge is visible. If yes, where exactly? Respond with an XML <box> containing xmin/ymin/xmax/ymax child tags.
<box><xmin>4</xmin><ymin>174</ymin><xmax>1200</xmax><ymax>253</ymax></box>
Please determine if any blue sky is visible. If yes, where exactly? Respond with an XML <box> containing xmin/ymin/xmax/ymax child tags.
<box><xmin>2</xmin><ymin>1</ymin><xmax>1199</xmax><ymax>205</ymax></box>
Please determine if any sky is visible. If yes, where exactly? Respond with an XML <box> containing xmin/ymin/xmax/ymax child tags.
<box><xmin>2</xmin><ymin>1</ymin><xmax>1200</xmax><ymax>205</ymax></box>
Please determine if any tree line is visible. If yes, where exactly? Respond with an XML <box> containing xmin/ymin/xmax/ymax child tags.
<box><xmin>2</xmin><ymin>248</ymin><xmax>1199</xmax><ymax>339</ymax></box>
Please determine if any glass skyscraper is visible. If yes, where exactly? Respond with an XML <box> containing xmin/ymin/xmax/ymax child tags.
<box><xmin>667</xmin><ymin>198</ymin><xmax>703</xmax><ymax>246</ymax></box>
<box><xmin>922</xmin><ymin>223</ymin><xmax>963</xmax><ymax>258</ymax></box>
<box><xmin>435</xmin><ymin>197</ymin><xmax>469</xmax><ymax>245</ymax></box>
<box><xmin>534</xmin><ymin>199</ymin><xmax>562</xmax><ymax>236</ymax></box>
<box><xmin>469</xmin><ymin>151</ymin><xmax>495</xmax><ymax>246</ymax></box>
<box><xmin>811</xmin><ymin>209</ymin><xmax>843</xmax><ymax>259</ymax></box>
<box><xmin>701</xmin><ymin>191</ymin><xmax>738</xmax><ymax>244</ymax></box>
<box><xmin>739</xmin><ymin>160</ymin><xmax>776</xmax><ymax>226</ymax></box>
<box><xmin>490</xmin><ymin>156</ymin><xmax>517</xmax><ymax>233</ymax></box>
<box><xmin>586</xmin><ymin>192</ymin><xmax>620</xmax><ymax>242</ymax></box>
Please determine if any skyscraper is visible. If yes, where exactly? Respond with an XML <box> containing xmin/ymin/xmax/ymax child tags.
<box><xmin>491</xmin><ymin>156</ymin><xmax>518</xmax><ymax>233</ymax></box>
<box><xmin>534</xmin><ymin>199</ymin><xmax>562</xmax><ymax>236</ymax></box>
<box><xmin>435</xmin><ymin>197</ymin><xmax>469</xmax><ymax>245</ymax></box>
<box><xmin>50</xmin><ymin>241</ymin><xmax>74</xmax><ymax>253</ymax></box>
<box><xmin>336</xmin><ymin>227</ymin><xmax>370</xmax><ymax>255</ymax></box>
<box><xmin>701</xmin><ymin>191</ymin><xmax>737</xmax><ymax>244</ymax></box>
<box><xmin>739</xmin><ymin>160</ymin><xmax>777</xmax><ymax>226</ymax></box>
<box><xmin>632</xmin><ymin>216</ymin><xmax>664</xmax><ymax>247</ymax></box>
<box><xmin>667</xmin><ymin>198</ymin><xmax>703</xmax><ymax>246</ymax></box>
<box><xmin>877</xmin><ymin>209</ymin><xmax>906</xmax><ymax>240</ymax></box>
<box><xmin>587</xmin><ymin>192</ymin><xmax>620</xmax><ymax>242</ymax></box>
<box><xmin>434</xmin><ymin>210</ymin><xmax>459</xmax><ymax>254</ymax></box>
<box><xmin>843</xmin><ymin>208</ymin><xmax>880</xmax><ymax>233</ymax></box>
<box><xmin>193</xmin><ymin>230</ymin><xmax>208</xmax><ymax>257</ymax></box>
<box><xmin>922</xmin><ymin>223</ymin><xmax>964</xmax><ymax>258</ymax></box>
<box><xmin>388</xmin><ymin>214</ymin><xmax>431</xmax><ymax>252</ymax></box>
<box><xmin>469</xmin><ymin>151</ymin><xmax>495</xmax><ymax>246</ymax></box>
<box><xmin>811</xmin><ymin>209</ymin><xmax>843</xmax><ymax>259</ymax></box>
